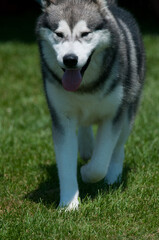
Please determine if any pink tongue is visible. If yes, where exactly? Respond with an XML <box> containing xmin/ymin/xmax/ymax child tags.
<box><xmin>62</xmin><ymin>69</ymin><xmax>82</xmax><ymax>92</ymax></box>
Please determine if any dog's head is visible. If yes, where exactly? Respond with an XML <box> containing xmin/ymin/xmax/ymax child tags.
<box><xmin>37</xmin><ymin>0</ymin><xmax>113</xmax><ymax>91</ymax></box>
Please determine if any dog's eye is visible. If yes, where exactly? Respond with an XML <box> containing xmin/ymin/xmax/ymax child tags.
<box><xmin>81</xmin><ymin>32</ymin><xmax>91</xmax><ymax>38</ymax></box>
<box><xmin>55</xmin><ymin>32</ymin><xmax>64</xmax><ymax>38</ymax></box>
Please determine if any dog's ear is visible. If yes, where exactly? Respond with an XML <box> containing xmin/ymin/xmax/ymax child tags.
<box><xmin>91</xmin><ymin>0</ymin><xmax>106</xmax><ymax>6</ymax></box>
<box><xmin>91</xmin><ymin>0</ymin><xmax>110</xmax><ymax>18</ymax></box>
<box><xmin>41</xmin><ymin>0</ymin><xmax>57</xmax><ymax>8</ymax></box>
<box><xmin>92</xmin><ymin>0</ymin><xmax>116</xmax><ymax>5</ymax></box>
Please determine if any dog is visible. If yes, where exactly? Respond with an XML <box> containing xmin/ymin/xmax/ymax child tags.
<box><xmin>36</xmin><ymin>0</ymin><xmax>145</xmax><ymax>210</ymax></box>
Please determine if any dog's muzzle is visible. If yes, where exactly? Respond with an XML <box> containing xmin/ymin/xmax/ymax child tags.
<box><xmin>62</xmin><ymin>53</ymin><xmax>93</xmax><ymax>92</ymax></box>
<box><xmin>63</xmin><ymin>54</ymin><xmax>78</xmax><ymax>68</ymax></box>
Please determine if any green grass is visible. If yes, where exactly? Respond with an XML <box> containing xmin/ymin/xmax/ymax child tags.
<box><xmin>0</xmin><ymin>15</ymin><xmax>159</xmax><ymax>239</ymax></box>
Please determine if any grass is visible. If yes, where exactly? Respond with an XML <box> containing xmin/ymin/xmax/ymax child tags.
<box><xmin>0</xmin><ymin>14</ymin><xmax>159</xmax><ymax>239</ymax></box>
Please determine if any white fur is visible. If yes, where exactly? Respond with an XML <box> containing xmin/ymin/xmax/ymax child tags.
<box><xmin>39</xmin><ymin>28</ymin><xmax>63</xmax><ymax>77</ymax></box>
<box><xmin>45</xmin><ymin>74</ymin><xmax>124</xmax><ymax>209</ymax></box>
<box><xmin>40</xmin><ymin>19</ymin><xmax>127</xmax><ymax>210</ymax></box>
<box><xmin>55</xmin><ymin>20</ymin><xmax>71</xmax><ymax>37</ymax></box>
<box><xmin>39</xmin><ymin>20</ymin><xmax>110</xmax><ymax>70</ymax></box>
<box><xmin>52</xmin><ymin>114</ymin><xmax>79</xmax><ymax>210</ymax></box>
<box><xmin>46</xmin><ymin>80</ymin><xmax>123</xmax><ymax>126</ymax></box>
<box><xmin>73</xmin><ymin>20</ymin><xmax>90</xmax><ymax>38</ymax></box>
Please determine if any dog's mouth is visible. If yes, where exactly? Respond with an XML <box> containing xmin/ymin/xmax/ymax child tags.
<box><xmin>61</xmin><ymin>54</ymin><xmax>92</xmax><ymax>92</ymax></box>
<box><xmin>62</xmin><ymin>69</ymin><xmax>82</xmax><ymax>92</ymax></box>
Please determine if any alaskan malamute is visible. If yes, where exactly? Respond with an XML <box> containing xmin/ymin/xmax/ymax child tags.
<box><xmin>36</xmin><ymin>0</ymin><xmax>145</xmax><ymax>210</ymax></box>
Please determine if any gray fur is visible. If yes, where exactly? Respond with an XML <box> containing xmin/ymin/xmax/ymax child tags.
<box><xmin>36</xmin><ymin>0</ymin><xmax>145</xmax><ymax>209</ymax></box>
<box><xmin>38</xmin><ymin>0</ymin><xmax>107</xmax><ymax>31</ymax></box>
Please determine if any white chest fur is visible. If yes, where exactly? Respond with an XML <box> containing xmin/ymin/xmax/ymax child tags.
<box><xmin>46</xmin><ymin>80</ymin><xmax>123</xmax><ymax>126</ymax></box>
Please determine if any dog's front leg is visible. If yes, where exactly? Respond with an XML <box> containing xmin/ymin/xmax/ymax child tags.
<box><xmin>81</xmin><ymin>119</ymin><xmax>121</xmax><ymax>183</ymax></box>
<box><xmin>52</xmin><ymin>118</ymin><xmax>79</xmax><ymax>210</ymax></box>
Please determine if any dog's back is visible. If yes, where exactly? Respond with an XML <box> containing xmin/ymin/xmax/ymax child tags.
<box><xmin>107</xmin><ymin>4</ymin><xmax>145</xmax><ymax>122</ymax></box>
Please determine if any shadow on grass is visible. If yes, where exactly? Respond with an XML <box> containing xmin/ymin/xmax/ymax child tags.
<box><xmin>25</xmin><ymin>162</ymin><xmax>131</xmax><ymax>208</ymax></box>
<box><xmin>25</xmin><ymin>164</ymin><xmax>60</xmax><ymax>208</ymax></box>
<box><xmin>78</xmin><ymin>163</ymin><xmax>131</xmax><ymax>201</ymax></box>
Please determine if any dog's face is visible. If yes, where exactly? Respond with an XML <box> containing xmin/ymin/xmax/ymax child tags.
<box><xmin>40</xmin><ymin>19</ymin><xmax>110</xmax><ymax>70</ymax></box>
<box><xmin>37</xmin><ymin>0</ymin><xmax>111</xmax><ymax>91</ymax></box>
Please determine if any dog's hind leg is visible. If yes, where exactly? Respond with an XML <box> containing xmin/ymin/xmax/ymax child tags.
<box><xmin>80</xmin><ymin>119</ymin><xmax>122</xmax><ymax>183</ymax></box>
<box><xmin>105</xmin><ymin>144</ymin><xmax>124</xmax><ymax>185</ymax></box>
<box><xmin>78</xmin><ymin>126</ymin><xmax>94</xmax><ymax>161</ymax></box>
<box><xmin>105</xmin><ymin>114</ymin><xmax>131</xmax><ymax>185</ymax></box>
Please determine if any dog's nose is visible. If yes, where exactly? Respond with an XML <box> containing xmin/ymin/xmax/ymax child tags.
<box><xmin>63</xmin><ymin>54</ymin><xmax>78</xmax><ymax>68</ymax></box>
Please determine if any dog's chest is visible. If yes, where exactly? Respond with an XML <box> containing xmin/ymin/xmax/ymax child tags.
<box><xmin>67</xmin><ymin>92</ymin><xmax>120</xmax><ymax>125</ymax></box>
<box><xmin>46</xmin><ymin>81</ymin><xmax>122</xmax><ymax>126</ymax></box>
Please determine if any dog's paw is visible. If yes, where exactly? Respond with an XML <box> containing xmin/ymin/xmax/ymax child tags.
<box><xmin>65</xmin><ymin>198</ymin><xmax>79</xmax><ymax>211</ymax></box>
<box><xmin>105</xmin><ymin>173</ymin><xmax>122</xmax><ymax>185</ymax></box>
<box><xmin>105</xmin><ymin>162</ymin><xmax>122</xmax><ymax>185</ymax></box>
<box><xmin>81</xmin><ymin>163</ymin><xmax>106</xmax><ymax>183</ymax></box>
<box><xmin>59</xmin><ymin>200</ymin><xmax>79</xmax><ymax>211</ymax></box>
<box><xmin>59</xmin><ymin>191</ymin><xmax>79</xmax><ymax>211</ymax></box>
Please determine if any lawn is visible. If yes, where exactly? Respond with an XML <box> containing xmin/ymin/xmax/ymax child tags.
<box><xmin>0</xmin><ymin>14</ymin><xmax>159</xmax><ymax>240</ymax></box>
